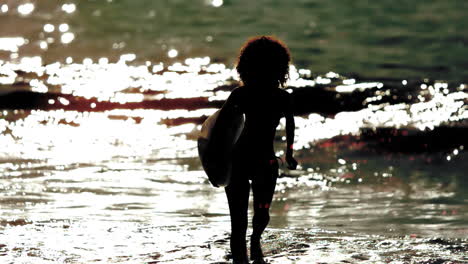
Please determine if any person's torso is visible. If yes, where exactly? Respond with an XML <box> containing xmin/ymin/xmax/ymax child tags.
<box><xmin>234</xmin><ymin>86</ymin><xmax>286</xmax><ymax>159</ymax></box>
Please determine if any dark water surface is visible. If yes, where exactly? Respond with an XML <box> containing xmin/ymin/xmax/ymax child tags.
<box><xmin>1</xmin><ymin>0</ymin><xmax>468</xmax><ymax>81</ymax></box>
<box><xmin>0</xmin><ymin>1</ymin><xmax>467</xmax><ymax>263</ymax></box>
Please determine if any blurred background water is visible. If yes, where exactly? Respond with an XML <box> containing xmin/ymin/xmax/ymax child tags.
<box><xmin>0</xmin><ymin>0</ymin><xmax>467</xmax><ymax>263</ymax></box>
<box><xmin>2</xmin><ymin>0</ymin><xmax>468</xmax><ymax>81</ymax></box>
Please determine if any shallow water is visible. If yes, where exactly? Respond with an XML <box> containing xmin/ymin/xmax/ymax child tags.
<box><xmin>1</xmin><ymin>1</ymin><xmax>467</xmax><ymax>263</ymax></box>
<box><xmin>0</xmin><ymin>153</ymin><xmax>467</xmax><ymax>263</ymax></box>
<box><xmin>0</xmin><ymin>62</ymin><xmax>466</xmax><ymax>263</ymax></box>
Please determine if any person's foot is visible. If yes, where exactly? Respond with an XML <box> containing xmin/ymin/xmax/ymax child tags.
<box><xmin>232</xmin><ymin>257</ymin><xmax>249</xmax><ymax>264</ymax></box>
<box><xmin>231</xmin><ymin>251</ymin><xmax>249</xmax><ymax>264</ymax></box>
<box><xmin>250</xmin><ymin>238</ymin><xmax>265</xmax><ymax>262</ymax></box>
<box><xmin>230</xmin><ymin>239</ymin><xmax>248</xmax><ymax>264</ymax></box>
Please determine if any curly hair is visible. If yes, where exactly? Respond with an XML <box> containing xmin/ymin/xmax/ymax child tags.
<box><xmin>236</xmin><ymin>36</ymin><xmax>291</xmax><ymax>88</ymax></box>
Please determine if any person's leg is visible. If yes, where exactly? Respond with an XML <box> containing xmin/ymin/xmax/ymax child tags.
<box><xmin>250</xmin><ymin>159</ymin><xmax>279</xmax><ymax>262</ymax></box>
<box><xmin>225</xmin><ymin>166</ymin><xmax>250</xmax><ymax>263</ymax></box>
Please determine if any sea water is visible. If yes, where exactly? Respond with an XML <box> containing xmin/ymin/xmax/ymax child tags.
<box><xmin>0</xmin><ymin>1</ymin><xmax>467</xmax><ymax>263</ymax></box>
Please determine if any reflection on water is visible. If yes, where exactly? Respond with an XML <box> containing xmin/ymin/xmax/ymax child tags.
<box><xmin>0</xmin><ymin>0</ymin><xmax>467</xmax><ymax>263</ymax></box>
<box><xmin>1</xmin><ymin>0</ymin><xmax>468</xmax><ymax>80</ymax></box>
<box><xmin>0</xmin><ymin>56</ymin><xmax>466</xmax><ymax>262</ymax></box>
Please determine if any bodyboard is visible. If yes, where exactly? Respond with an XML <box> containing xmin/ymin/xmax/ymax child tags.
<box><xmin>198</xmin><ymin>109</ymin><xmax>244</xmax><ymax>187</ymax></box>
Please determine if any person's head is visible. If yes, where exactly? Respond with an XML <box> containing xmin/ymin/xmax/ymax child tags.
<box><xmin>236</xmin><ymin>36</ymin><xmax>291</xmax><ymax>88</ymax></box>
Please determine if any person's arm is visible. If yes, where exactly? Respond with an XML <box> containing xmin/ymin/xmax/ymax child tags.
<box><xmin>285</xmin><ymin>92</ymin><xmax>298</xmax><ymax>170</ymax></box>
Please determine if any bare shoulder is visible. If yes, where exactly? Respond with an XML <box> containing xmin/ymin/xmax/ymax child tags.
<box><xmin>224</xmin><ymin>86</ymin><xmax>245</xmax><ymax>108</ymax></box>
<box><xmin>229</xmin><ymin>86</ymin><xmax>247</xmax><ymax>100</ymax></box>
<box><xmin>231</xmin><ymin>86</ymin><xmax>246</xmax><ymax>95</ymax></box>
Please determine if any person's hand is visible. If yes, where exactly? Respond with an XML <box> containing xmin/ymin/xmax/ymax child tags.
<box><xmin>286</xmin><ymin>155</ymin><xmax>298</xmax><ymax>170</ymax></box>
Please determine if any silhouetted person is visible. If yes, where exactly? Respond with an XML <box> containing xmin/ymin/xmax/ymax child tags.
<box><xmin>220</xmin><ymin>36</ymin><xmax>298</xmax><ymax>264</ymax></box>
